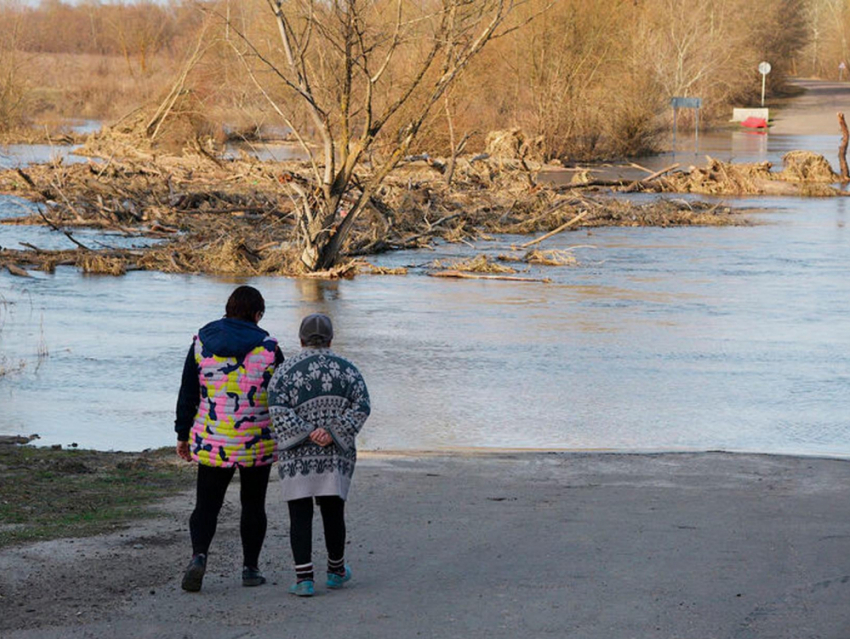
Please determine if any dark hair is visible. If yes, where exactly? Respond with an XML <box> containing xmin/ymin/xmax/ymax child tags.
<box><xmin>225</xmin><ymin>286</ymin><xmax>265</xmax><ymax>323</ymax></box>
<box><xmin>301</xmin><ymin>335</ymin><xmax>332</xmax><ymax>348</ymax></box>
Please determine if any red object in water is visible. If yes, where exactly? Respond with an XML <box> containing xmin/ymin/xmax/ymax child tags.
<box><xmin>741</xmin><ymin>116</ymin><xmax>768</xmax><ymax>129</ymax></box>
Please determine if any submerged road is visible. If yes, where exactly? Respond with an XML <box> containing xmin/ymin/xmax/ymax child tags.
<box><xmin>3</xmin><ymin>452</ymin><xmax>850</xmax><ymax>639</ymax></box>
<box><xmin>771</xmin><ymin>78</ymin><xmax>850</xmax><ymax>135</ymax></box>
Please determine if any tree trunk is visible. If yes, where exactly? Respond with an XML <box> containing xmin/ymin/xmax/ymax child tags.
<box><xmin>299</xmin><ymin>203</ymin><xmax>341</xmax><ymax>271</ymax></box>
<box><xmin>839</xmin><ymin>112</ymin><xmax>849</xmax><ymax>182</ymax></box>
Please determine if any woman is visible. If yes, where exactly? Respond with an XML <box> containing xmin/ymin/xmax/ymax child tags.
<box><xmin>174</xmin><ymin>285</ymin><xmax>283</xmax><ymax>592</ymax></box>
<box><xmin>268</xmin><ymin>313</ymin><xmax>371</xmax><ymax>597</ymax></box>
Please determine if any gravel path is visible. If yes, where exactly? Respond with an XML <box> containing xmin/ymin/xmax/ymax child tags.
<box><xmin>3</xmin><ymin>452</ymin><xmax>850</xmax><ymax>639</ymax></box>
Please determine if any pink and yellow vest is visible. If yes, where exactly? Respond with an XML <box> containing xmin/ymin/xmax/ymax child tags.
<box><xmin>191</xmin><ymin>335</ymin><xmax>278</xmax><ymax>468</ymax></box>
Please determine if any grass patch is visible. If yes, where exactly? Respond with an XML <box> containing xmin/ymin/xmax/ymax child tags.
<box><xmin>0</xmin><ymin>444</ymin><xmax>193</xmax><ymax>548</ymax></box>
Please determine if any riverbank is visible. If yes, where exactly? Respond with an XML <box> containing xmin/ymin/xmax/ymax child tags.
<box><xmin>0</xmin><ymin>443</ymin><xmax>193</xmax><ymax>548</ymax></box>
<box><xmin>3</xmin><ymin>449</ymin><xmax>850</xmax><ymax>638</ymax></box>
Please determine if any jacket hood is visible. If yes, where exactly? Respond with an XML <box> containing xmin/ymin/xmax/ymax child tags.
<box><xmin>198</xmin><ymin>318</ymin><xmax>270</xmax><ymax>357</ymax></box>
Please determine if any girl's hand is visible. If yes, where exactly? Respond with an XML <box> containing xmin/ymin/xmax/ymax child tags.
<box><xmin>176</xmin><ymin>441</ymin><xmax>192</xmax><ymax>461</ymax></box>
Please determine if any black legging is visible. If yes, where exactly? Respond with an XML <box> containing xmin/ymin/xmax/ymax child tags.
<box><xmin>189</xmin><ymin>463</ymin><xmax>271</xmax><ymax>567</ymax></box>
<box><xmin>288</xmin><ymin>496</ymin><xmax>346</xmax><ymax>565</ymax></box>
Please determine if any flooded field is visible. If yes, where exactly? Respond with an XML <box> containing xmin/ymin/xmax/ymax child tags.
<box><xmin>546</xmin><ymin>130</ymin><xmax>850</xmax><ymax>185</ymax></box>
<box><xmin>1</xmin><ymin>133</ymin><xmax>850</xmax><ymax>456</ymax></box>
<box><xmin>0</xmin><ymin>144</ymin><xmax>90</xmax><ymax>170</ymax></box>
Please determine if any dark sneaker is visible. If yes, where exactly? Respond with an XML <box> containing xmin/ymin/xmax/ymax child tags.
<box><xmin>181</xmin><ymin>554</ymin><xmax>206</xmax><ymax>592</ymax></box>
<box><xmin>242</xmin><ymin>566</ymin><xmax>267</xmax><ymax>587</ymax></box>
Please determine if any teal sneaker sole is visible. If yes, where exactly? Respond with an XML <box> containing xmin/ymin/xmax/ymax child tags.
<box><xmin>289</xmin><ymin>580</ymin><xmax>315</xmax><ymax>597</ymax></box>
<box><xmin>326</xmin><ymin>566</ymin><xmax>352</xmax><ymax>589</ymax></box>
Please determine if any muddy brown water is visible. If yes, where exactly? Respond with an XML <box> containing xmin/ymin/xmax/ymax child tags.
<box><xmin>1</xmin><ymin>135</ymin><xmax>850</xmax><ymax>456</ymax></box>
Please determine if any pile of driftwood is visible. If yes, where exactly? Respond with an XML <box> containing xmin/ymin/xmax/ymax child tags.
<box><xmin>652</xmin><ymin>152</ymin><xmax>842</xmax><ymax>196</ymax></box>
<box><xmin>567</xmin><ymin>151</ymin><xmax>844</xmax><ymax>197</ymax></box>
<box><xmin>0</xmin><ymin>148</ymin><xmax>745</xmax><ymax>279</ymax></box>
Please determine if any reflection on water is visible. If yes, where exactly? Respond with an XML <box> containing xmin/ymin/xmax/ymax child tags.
<box><xmin>2</xmin><ymin>195</ymin><xmax>850</xmax><ymax>456</ymax></box>
<box><xmin>668</xmin><ymin>130</ymin><xmax>844</xmax><ymax>167</ymax></box>
<box><xmin>295</xmin><ymin>278</ymin><xmax>341</xmax><ymax>303</ymax></box>
<box><xmin>65</xmin><ymin>119</ymin><xmax>102</xmax><ymax>135</ymax></box>
<box><xmin>0</xmin><ymin>144</ymin><xmax>90</xmax><ymax>169</ymax></box>
<box><xmin>0</xmin><ymin>196</ymin><xmax>161</xmax><ymax>252</ymax></box>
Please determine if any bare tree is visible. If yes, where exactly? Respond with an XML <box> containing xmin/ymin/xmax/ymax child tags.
<box><xmin>226</xmin><ymin>0</ymin><xmax>533</xmax><ymax>271</ymax></box>
<box><xmin>0</xmin><ymin>3</ymin><xmax>31</xmax><ymax>132</ymax></box>
<box><xmin>106</xmin><ymin>1</ymin><xmax>171</xmax><ymax>76</ymax></box>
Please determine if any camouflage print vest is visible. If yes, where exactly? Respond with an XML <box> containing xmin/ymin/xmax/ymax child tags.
<box><xmin>190</xmin><ymin>335</ymin><xmax>278</xmax><ymax>467</ymax></box>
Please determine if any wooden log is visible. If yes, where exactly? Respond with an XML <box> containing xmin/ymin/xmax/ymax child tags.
<box><xmin>396</xmin><ymin>213</ymin><xmax>463</xmax><ymax>246</ymax></box>
<box><xmin>6</xmin><ymin>264</ymin><xmax>32</xmax><ymax>277</ymax></box>
<box><xmin>177</xmin><ymin>206</ymin><xmax>271</xmax><ymax>215</ymax></box>
<box><xmin>0</xmin><ymin>434</ymin><xmax>39</xmax><ymax>445</ymax></box>
<box><xmin>620</xmin><ymin>163</ymin><xmax>681</xmax><ymax>193</ymax></box>
<box><xmin>520</xmin><ymin>211</ymin><xmax>588</xmax><ymax>249</ymax></box>
<box><xmin>629</xmin><ymin>162</ymin><xmax>655</xmax><ymax>174</ymax></box>
<box><xmin>839</xmin><ymin>112</ymin><xmax>849</xmax><ymax>182</ymax></box>
<box><xmin>36</xmin><ymin>209</ymin><xmax>91</xmax><ymax>251</ymax></box>
<box><xmin>14</xmin><ymin>168</ymin><xmax>36</xmax><ymax>189</ymax></box>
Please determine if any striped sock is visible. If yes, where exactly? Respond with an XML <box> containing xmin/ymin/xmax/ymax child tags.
<box><xmin>295</xmin><ymin>562</ymin><xmax>314</xmax><ymax>583</ymax></box>
<box><xmin>327</xmin><ymin>557</ymin><xmax>345</xmax><ymax>576</ymax></box>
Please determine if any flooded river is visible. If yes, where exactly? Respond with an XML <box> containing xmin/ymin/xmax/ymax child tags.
<box><xmin>2</xmin><ymin>136</ymin><xmax>850</xmax><ymax>456</ymax></box>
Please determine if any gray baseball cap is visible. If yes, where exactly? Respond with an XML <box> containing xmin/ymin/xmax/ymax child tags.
<box><xmin>299</xmin><ymin>313</ymin><xmax>334</xmax><ymax>342</ymax></box>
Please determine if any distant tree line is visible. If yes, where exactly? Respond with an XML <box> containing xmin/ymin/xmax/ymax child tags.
<box><xmin>0</xmin><ymin>0</ymin><xmax>202</xmax><ymax>73</ymax></box>
<box><xmin>1</xmin><ymin>0</ymin><xmax>847</xmax><ymax>158</ymax></box>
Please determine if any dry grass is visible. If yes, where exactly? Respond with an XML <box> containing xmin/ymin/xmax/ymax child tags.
<box><xmin>779</xmin><ymin>151</ymin><xmax>839</xmax><ymax>183</ymax></box>
<box><xmin>655</xmin><ymin>154</ymin><xmax>843</xmax><ymax>197</ymax></box>
<box><xmin>77</xmin><ymin>253</ymin><xmax>127</xmax><ymax>276</ymax></box>
<box><xmin>0</xmin><ymin>295</ymin><xmax>29</xmax><ymax>378</ymax></box>
<box><xmin>499</xmin><ymin>249</ymin><xmax>579</xmax><ymax>266</ymax></box>
<box><xmin>0</xmin><ymin>445</ymin><xmax>194</xmax><ymax>548</ymax></box>
<box><xmin>432</xmin><ymin>254</ymin><xmax>518</xmax><ymax>274</ymax></box>
<box><xmin>0</xmin><ymin>359</ymin><xmax>26</xmax><ymax>378</ymax></box>
<box><xmin>360</xmin><ymin>263</ymin><xmax>409</xmax><ymax>275</ymax></box>
<box><xmin>21</xmin><ymin>53</ymin><xmax>177</xmax><ymax>122</ymax></box>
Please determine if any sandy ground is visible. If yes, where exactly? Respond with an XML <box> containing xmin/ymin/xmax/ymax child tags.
<box><xmin>3</xmin><ymin>451</ymin><xmax>850</xmax><ymax>639</ymax></box>
<box><xmin>770</xmin><ymin>79</ymin><xmax>850</xmax><ymax>135</ymax></box>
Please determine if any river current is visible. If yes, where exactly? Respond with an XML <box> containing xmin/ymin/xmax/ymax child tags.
<box><xmin>2</xmin><ymin>135</ymin><xmax>850</xmax><ymax>456</ymax></box>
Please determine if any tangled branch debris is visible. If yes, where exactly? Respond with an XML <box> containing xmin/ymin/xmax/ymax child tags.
<box><xmin>499</xmin><ymin>249</ymin><xmax>581</xmax><ymax>267</ymax></box>
<box><xmin>0</xmin><ymin>145</ymin><xmax>753</xmax><ymax>278</ymax></box>
<box><xmin>637</xmin><ymin>152</ymin><xmax>844</xmax><ymax>196</ymax></box>
<box><xmin>431</xmin><ymin>254</ymin><xmax>518</xmax><ymax>275</ymax></box>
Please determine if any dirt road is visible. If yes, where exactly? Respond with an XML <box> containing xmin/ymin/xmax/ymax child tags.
<box><xmin>4</xmin><ymin>452</ymin><xmax>850</xmax><ymax>639</ymax></box>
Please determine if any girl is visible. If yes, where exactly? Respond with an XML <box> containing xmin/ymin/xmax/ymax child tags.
<box><xmin>174</xmin><ymin>285</ymin><xmax>283</xmax><ymax>592</ymax></box>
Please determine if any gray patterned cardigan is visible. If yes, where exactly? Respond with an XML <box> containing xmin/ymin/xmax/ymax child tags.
<box><xmin>267</xmin><ymin>347</ymin><xmax>371</xmax><ymax>502</ymax></box>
